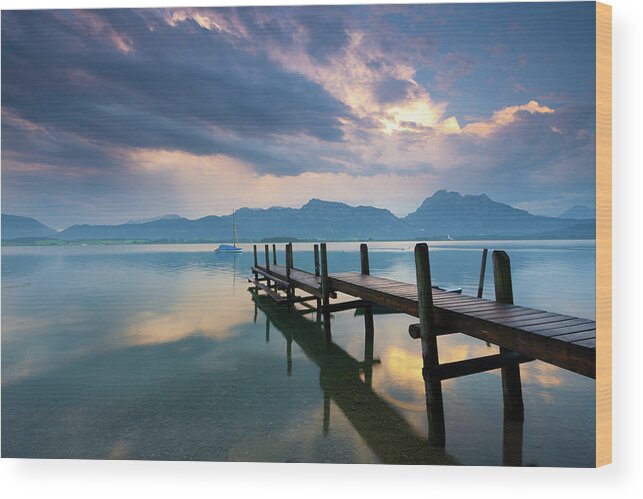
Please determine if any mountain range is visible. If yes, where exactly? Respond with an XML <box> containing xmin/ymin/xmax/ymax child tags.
<box><xmin>1</xmin><ymin>190</ymin><xmax>596</xmax><ymax>243</ymax></box>
<box><xmin>1</xmin><ymin>214</ymin><xmax>58</xmax><ymax>240</ymax></box>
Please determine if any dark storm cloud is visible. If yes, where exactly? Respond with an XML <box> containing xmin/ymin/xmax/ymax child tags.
<box><xmin>1</xmin><ymin>9</ymin><xmax>350</xmax><ymax>171</ymax></box>
<box><xmin>297</xmin><ymin>12</ymin><xmax>349</xmax><ymax>63</ymax></box>
<box><xmin>1</xmin><ymin>4</ymin><xmax>598</xmax><ymax>227</ymax></box>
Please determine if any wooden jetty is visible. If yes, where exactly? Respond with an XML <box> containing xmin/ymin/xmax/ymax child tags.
<box><xmin>248</xmin><ymin>241</ymin><xmax>596</xmax><ymax>435</ymax></box>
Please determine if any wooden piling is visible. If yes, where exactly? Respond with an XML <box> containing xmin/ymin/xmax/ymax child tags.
<box><xmin>314</xmin><ymin>244</ymin><xmax>321</xmax><ymax>312</ymax></box>
<box><xmin>493</xmin><ymin>250</ymin><xmax>525</xmax><ymax>422</ymax></box>
<box><xmin>320</xmin><ymin>243</ymin><xmax>331</xmax><ymax>342</ymax></box>
<box><xmin>285</xmin><ymin>243</ymin><xmax>291</xmax><ymax>277</ymax></box>
<box><xmin>285</xmin><ymin>243</ymin><xmax>293</xmax><ymax>304</ymax></box>
<box><xmin>503</xmin><ymin>419</ymin><xmax>524</xmax><ymax>466</ymax></box>
<box><xmin>264</xmin><ymin>244</ymin><xmax>271</xmax><ymax>288</ymax></box>
<box><xmin>360</xmin><ymin>243</ymin><xmax>370</xmax><ymax>275</ymax></box>
<box><xmin>477</xmin><ymin>248</ymin><xmax>488</xmax><ymax>299</ymax></box>
<box><xmin>252</xmin><ymin>244</ymin><xmax>258</xmax><ymax>290</ymax></box>
<box><xmin>287</xmin><ymin>243</ymin><xmax>294</xmax><ymax>269</ymax></box>
<box><xmin>415</xmin><ymin>243</ymin><xmax>445</xmax><ymax>447</ymax></box>
<box><xmin>314</xmin><ymin>244</ymin><xmax>320</xmax><ymax>276</ymax></box>
<box><xmin>361</xmin><ymin>244</ymin><xmax>375</xmax><ymax>367</ymax></box>
<box><xmin>272</xmin><ymin>243</ymin><xmax>277</xmax><ymax>265</ymax></box>
<box><xmin>414</xmin><ymin>243</ymin><xmax>439</xmax><ymax>368</ymax></box>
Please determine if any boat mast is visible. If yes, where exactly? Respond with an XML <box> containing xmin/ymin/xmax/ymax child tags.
<box><xmin>233</xmin><ymin>209</ymin><xmax>239</xmax><ymax>247</ymax></box>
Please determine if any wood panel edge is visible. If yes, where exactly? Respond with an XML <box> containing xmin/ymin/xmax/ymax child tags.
<box><xmin>595</xmin><ymin>0</ymin><xmax>612</xmax><ymax>468</ymax></box>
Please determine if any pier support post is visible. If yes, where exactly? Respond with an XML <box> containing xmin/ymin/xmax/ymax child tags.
<box><xmin>360</xmin><ymin>244</ymin><xmax>375</xmax><ymax>385</ymax></box>
<box><xmin>477</xmin><ymin>248</ymin><xmax>488</xmax><ymax>299</ymax></box>
<box><xmin>415</xmin><ymin>243</ymin><xmax>439</xmax><ymax>368</ymax></box>
<box><xmin>414</xmin><ymin>243</ymin><xmax>446</xmax><ymax>447</ymax></box>
<box><xmin>493</xmin><ymin>250</ymin><xmax>525</xmax><ymax>423</ymax></box>
<box><xmin>320</xmin><ymin>243</ymin><xmax>332</xmax><ymax>343</ymax></box>
<box><xmin>272</xmin><ymin>244</ymin><xmax>277</xmax><ymax>265</ymax></box>
<box><xmin>287</xmin><ymin>242</ymin><xmax>294</xmax><ymax>269</ymax></box>
<box><xmin>285</xmin><ymin>243</ymin><xmax>291</xmax><ymax>275</ymax></box>
<box><xmin>252</xmin><ymin>244</ymin><xmax>258</xmax><ymax>290</ymax></box>
<box><xmin>264</xmin><ymin>244</ymin><xmax>271</xmax><ymax>289</ymax></box>
<box><xmin>360</xmin><ymin>243</ymin><xmax>370</xmax><ymax>275</ymax></box>
<box><xmin>285</xmin><ymin>243</ymin><xmax>293</xmax><ymax>305</ymax></box>
<box><xmin>314</xmin><ymin>244</ymin><xmax>320</xmax><ymax>276</ymax></box>
<box><xmin>503</xmin><ymin>419</ymin><xmax>524</xmax><ymax>466</ymax></box>
<box><xmin>313</xmin><ymin>244</ymin><xmax>322</xmax><ymax>319</ymax></box>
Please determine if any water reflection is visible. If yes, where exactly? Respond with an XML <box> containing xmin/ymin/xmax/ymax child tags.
<box><xmin>252</xmin><ymin>291</ymin><xmax>540</xmax><ymax>465</ymax></box>
<box><xmin>2</xmin><ymin>242</ymin><xmax>595</xmax><ymax>465</ymax></box>
<box><xmin>251</xmin><ymin>291</ymin><xmax>457</xmax><ymax>465</ymax></box>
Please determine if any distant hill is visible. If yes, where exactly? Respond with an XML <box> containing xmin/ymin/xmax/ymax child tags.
<box><xmin>404</xmin><ymin>190</ymin><xmax>594</xmax><ymax>238</ymax></box>
<box><xmin>57</xmin><ymin>199</ymin><xmax>413</xmax><ymax>242</ymax></box>
<box><xmin>559</xmin><ymin>205</ymin><xmax>595</xmax><ymax>219</ymax></box>
<box><xmin>125</xmin><ymin>214</ymin><xmax>184</xmax><ymax>224</ymax></box>
<box><xmin>2</xmin><ymin>191</ymin><xmax>597</xmax><ymax>243</ymax></box>
<box><xmin>1</xmin><ymin>214</ymin><xmax>57</xmax><ymax>240</ymax></box>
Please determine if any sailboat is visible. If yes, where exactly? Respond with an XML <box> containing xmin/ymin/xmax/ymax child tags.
<box><xmin>215</xmin><ymin>209</ymin><xmax>243</xmax><ymax>253</ymax></box>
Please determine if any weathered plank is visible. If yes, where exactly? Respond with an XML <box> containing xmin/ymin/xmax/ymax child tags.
<box><xmin>446</xmin><ymin>302</ymin><xmax>516</xmax><ymax>313</ymax></box>
<box><xmin>251</xmin><ymin>280</ymin><xmax>287</xmax><ymax>304</ymax></box>
<box><xmin>408</xmin><ymin>323</ymin><xmax>463</xmax><ymax>339</ymax></box>
<box><xmin>325</xmin><ymin>299</ymin><xmax>371</xmax><ymax>313</ymax></box>
<box><xmin>522</xmin><ymin>319</ymin><xmax>596</xmax><ymax>335</ymax></box>
<box><xmin>529</xmin><ymin>322</ymin><xmax>597</xmax><ymax>337</ymax></box>
<box><xmin>427</xmin><ymin>352</ymin><xmax>533</xmax><ymax>381</ymax></box>
<box><xmin>551</xmin><ymin>329</ymin><xmax>596</xmax><ymax>343</ymax></box>
<box><xmin>252</xmin><ymin>266</ymin><xmax>290</xmax><ymax>289</ymax></box>
<box><xmin>500</xmin><ymin>313</ymin><xmax>576</xmax><ymax>327</ymax></box>
<box><xmin>572</xmin><ymin>338</ymin><xmax>596</xmax><ymax>348</ymax></box>
<box><xmin>269</xmin><ymin>264</ymin><xmax>336</xmax><ymax>298</ymax></box>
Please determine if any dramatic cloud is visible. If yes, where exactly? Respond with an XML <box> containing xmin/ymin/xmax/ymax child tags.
<box><xmin>462</xmin><ymin>100</ymin><xmax>555</xmax><ymax>137</ymax></box>
<box><xmin>1</xmin><ymin>4</ymin><xmax>597</xmax><ymax>227</ymax></box>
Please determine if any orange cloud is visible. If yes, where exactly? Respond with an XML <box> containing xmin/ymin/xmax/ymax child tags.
<box><xmin>463</xmin><ymin>100</ymin><xmax>555</xmax><ymax>137</ymax></box>
<box><xmin>75</xmin><ymin>11</ymin><xmax>134</xmax><ymax>54</ymax></box>
<box><xmin>165</xmin><ymin>8</ymin><xmax>248</xmax><ymax>38</ymax></box>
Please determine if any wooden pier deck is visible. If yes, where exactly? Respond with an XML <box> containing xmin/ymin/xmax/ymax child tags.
<box><xmin>249</xmin><ymin>243</ymin><xmax>596</xmax><ymax>380</ymax></box>
<box><xmin>257</xmin><ymin>264</ymin><xmax>327</xmax><ymax>298</ymax></box>
<box><xmin>328</xmin><ymin>272</ymin><xmax>595</xmax><ymax>378</ymax></box>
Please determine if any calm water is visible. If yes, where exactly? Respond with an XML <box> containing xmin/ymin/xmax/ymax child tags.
<box><xmin>1</xmin><ymin>240</ymin><xmax>595</xmax><ymax>466</ymax></box>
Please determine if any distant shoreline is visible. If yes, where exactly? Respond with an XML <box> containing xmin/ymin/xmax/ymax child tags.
<box><xmin>1</xmin><ymin>235</ymin><xmax>597</xmax><ymax>247</ymax></box>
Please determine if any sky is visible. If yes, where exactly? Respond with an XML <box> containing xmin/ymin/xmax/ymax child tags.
<box><xmin>1</xmin><ymin>3</ymin><xmax>596</xmax><ymax>229</ymax></box>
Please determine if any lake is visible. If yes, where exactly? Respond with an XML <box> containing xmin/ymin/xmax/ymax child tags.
<box><xmin>1</xmin><ymin>240</ymin><xmax>596</xmax><ymax>466</ymax></box>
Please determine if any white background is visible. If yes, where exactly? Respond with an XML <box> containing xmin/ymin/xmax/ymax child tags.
<box><xmin>0</xmin><ymin>0</ymin><xmax>641</xmax><ymax>497</ymax></box>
